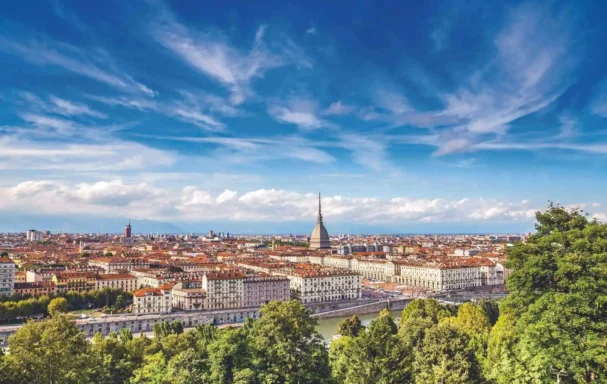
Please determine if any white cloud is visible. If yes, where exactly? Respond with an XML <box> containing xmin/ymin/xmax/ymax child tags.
<box><xmin>0</xmin><ymin>136</ymin><xmax>175</xmax><ymax>171</ymax></box>
<box><xmin>151</xmin><ymin>135</ymin><xmax>335</xmax><ymax>165</ymax></box>
<box><xmin>366</xmin><ymin>5</ymin><xmax>575</xmax><ymax>157</ymax></box>
<box><xmin>150</xmin><ymin>5</ymin><xmax>311</xmax><ymax>104</ymax></box>
<box><xmin>0</xmin><ymin>27</ymin><xmax>154</xmax><ymax>96</ymax></box>
<box><xmin>0</xmin><ymin>183</ymin><xmax>554</xmax><ymax>224</ymax></box>
<box><xmin>216</xmin><ymin>189</ymin><xmax>238</xmax><ymax>204</ymax></box>
<box><xmin>430</xmin><ymin>4</ymin><xmax>572</xmax><ymax>155</ymax></box>
<box><xmin>268</xmin><ymin>97</ymin><xmax>337</xmax><ymax>130</ymax></box>
<box><xmin>305</xmin><ymin>27</ymin><xmax>317</xmax><ymax>35</ymax></box>
<box><xmin>336</xmin><ymin>133</ymin><xmax>390</xmax><ymax>171</ymax></box>
<box><xmin>86</xmin><ymin>93</ymin><xmax>224</xmax><ymax>131</ymax></box>
<box><xmin>323</xmin><ymin>101</ymin><xmax>355</xmax><ymax>116</ymax></box>
<box><xmin>48</xmin><ymin>96</ymin><xmax>107</xmax><ymax>118</ymax></box>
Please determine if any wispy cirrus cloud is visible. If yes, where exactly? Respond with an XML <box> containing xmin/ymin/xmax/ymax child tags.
<box><xmin>323</xmin><ymin>100</ymin><xmax>356</xmax><ymax>116</ymax></box>
<box><xmin>86</xmin><ymin>93</ymin><xmax>224</xmax><ymax>131</ymax></box>
<box><xmin>15</xmin><ymin>92</ymin><xmax>107</xmax><ymax>119</ymax></box>
<box><xmin>150</xmin><ymin>4</ymin><xmax>311</xmax><ymax>105</ymax></box>
<box><xmin>0</xmin><ymin>25</ymin><xmax>155</xmax><ymax>96</ymax></box>
<box><xmin>366</xmin><ymin>4</ymin><xmax>576</xmax><ymax>157</ymax></box>
<box><xmin>268</xmin><ymin>97</ymin><xmax>338</xmax><ymax>130</ymax></box>
<box><xmin>147</xmin><ymin>134</ymin><xmax>335</xmax><ymax>165</ymax></box>
<box><xmin>0</xmin><ymin>135</ymin><xmax>175</xmax><ymax>171</ymax></box>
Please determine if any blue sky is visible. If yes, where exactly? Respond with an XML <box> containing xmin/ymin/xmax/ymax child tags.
<box><xmin>1</xmin><ymin>0</ymin><xmax>607</xmax><ymax>233</ymax></box>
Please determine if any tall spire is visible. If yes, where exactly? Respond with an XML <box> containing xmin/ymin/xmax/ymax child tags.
<box><xmin>317</xmin><ymin>192</ymin><xmax>323</xmax><ymax>223</ymax></box>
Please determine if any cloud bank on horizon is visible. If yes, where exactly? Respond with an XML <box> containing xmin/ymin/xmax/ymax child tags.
<box><xmin>1</xmin><ymin>1</ymin><xmax>607</xmax><ymax>232</ymax></box>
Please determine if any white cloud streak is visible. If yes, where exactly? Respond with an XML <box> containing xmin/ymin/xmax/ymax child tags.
<box><xmin>0</xmin><ymin>27</ymin><xmax>154</xmax><ymax>96</ymax></box>
<box><xmin>0</xmin><ymin>183</ymin><xmax>550</xmax><ymax>224</ymax></box>
<box><xmin>150</xmin><ymin>5</ymin><xmax>311</xmax><ymax>104</ymax></box>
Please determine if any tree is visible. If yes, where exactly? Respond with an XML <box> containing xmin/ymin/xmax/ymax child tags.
<box><xmin>2</xmin><ymin>316</ymin><xmax>99</xmax><ymax>384</ymax></box>
<box><xmin>114</xmin><ymin>295</ymin><xmax>124</xmax><ymax>311</ymax></box>
<box><xmin>484</xmin><ymin>313</ymin><xmax>529</xmax><ymax>384</ymax></box>
<box><xmin>249</xmin><ymin>300</ymin><xmax>330</xmax><ymax>383</ymax></box>
<box><xmin>120</xmin><ymin>328</ymin><xmax>133</xmax><ymax>343</ymax></box>
<box><xmin>92</xmin><ymin>331</ymin><xmax>133</xmax><ymax>384</ymax></box>
<box><xmin>47</xmin><ymin>297</ymin><xmax>69</xmax><ymax>317</ymax></box>
<box><xmin>165</xmin><ymin>349</ymin><xmax>206</xmax><ymax>384</ymax></box>
<box><xmin>0</xmin><ymin>252</ymin><xmax>8</xmax><ymax>257</ymax></box>
<box><xmin>207</xmin><ymin>329</ymin><xmax>252</xmax><ymax>383</ymax></box>
<box><xmin>414</xmin><ymin>323</ymin><xmax>482</xmax><ymax>384</ymax></box>
<box><xmin>400</xmin><ymin>298</ymin><xmax>454</xmax><ymax>327</ymax></box>
<box><xmin>130</xmin><ymin>352</ymin><xmax>168</xmax><ymax>384</ymax></box>
<box><xmin>330</xmin><ymin>309</ymin><xmax>411</xmax><ymax>383</ymax></box>
<box><xmin>170</xmin><ymin>320</ymin><xmax>184</xmax><ymax>334</ymax></box>
<box><xmin>502</xmin><ymin>204</ymin><xmax>607</xmax><ymax>382</ymax></box>
<box><xmin>478</xmin><ymin>299</ymin><xmax>500</xmax><ymax>326</ymax></box>
<box><xmin>446</xmin><ymin>302</ymin><xmax>491</xmax><ymax>336</ymax></box>
<box><xmin>336</xmin><ymin>314</ymin><xmax>363</xmax><ymax>337</ymax></box>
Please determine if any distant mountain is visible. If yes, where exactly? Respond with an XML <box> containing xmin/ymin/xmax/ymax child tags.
<box><xmin>0</xmin><ymin>213</ymin><xmax>532</xmax><ymax>235</ymax></box>
<box><xmin>0</xmin><ymin>213</ymin><xmax>184</xmax><ymax>234</ymax></box>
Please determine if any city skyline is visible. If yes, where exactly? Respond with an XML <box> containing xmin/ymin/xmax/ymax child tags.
<box><xmin>2</xmin><ymin>1</ymin><xmax>607</xmax><ymax>232</ymax></box>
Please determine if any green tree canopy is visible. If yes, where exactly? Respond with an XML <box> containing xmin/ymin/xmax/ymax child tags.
<box><xmin>336</xmin><ymin>314</ymin><xmax>364</xmax><ymax>337</ymax></box>
<box><xmin>400</xmin><ymin>298</ymin><xmax>454</xmax><ymax>327</ymax></box>
<box><xmin>249</xmin><ymin>300</ymin><xmax>330</xmax><ymax>383</ymax></box>
<box><xmin>1</xmin><ymin>316</ymin><xmax>99</xmax><ymax>384</ymax></box>
<box><xmin>47</xmin><ymin>297</ymin><xmax>69</xmax><ymax>317</ymax></box>
<box><xmin>502</xmin><ymin>204</ymin><xmax>607</xmax><ymax>382</ymax></box>
<box><xmin>330</xmin><ymin>309</ymin><xmax>411</xmax><ymax>384</ymax></box>
<box><xmin>414</xmin><ymin>323</ymin><xmax>482</xmax><ymax>384</ymax></box>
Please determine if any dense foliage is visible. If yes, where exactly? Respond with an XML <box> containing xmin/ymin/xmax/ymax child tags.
<box><xmin>0</xmin><ymin>287</ymin><xmax>132</xmax><ymax>322</ymax></box>
<box><xmin>0</xmin><ymin>205</ymin><xmax>605</xmax><ymax>383</ymax></box>
<box><xmin>0</xmin><ymin>300</ymin><xmax>330</xmax><ymax>384</ymax></box>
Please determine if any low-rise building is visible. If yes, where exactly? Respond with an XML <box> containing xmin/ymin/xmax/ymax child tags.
<box><xmin>396</xmin><ymin>258</ymin><xmax>495</xmax><ymax>291</ymax></box>
<box><xmin>276</xmin><ymin>265</ymin><xmax>361</xmax><ymax>304</ymax></box>
<box><xmin>13</xmin><ymin>281</ymin><xmax>57</xmax><ymax>296</ymax></box>
<box><xmin>351</xmin><ymin>258</ymin><xmax>387</xmax><ymax>281</ymax></box>
<box><xmin>172</xmin><ymin>281</ymin><xmax>206</xmax><ymax>311</ymax></box>
<box><xmin>88</xmin><ymin>258</ymin><xmax>150</xmax><ymax>273</ymax></box>
<box><xmin>132</xmin><ymin>285</ymin><xmax>172</xmax><ymax>315</ymax></box>
<box><xmin>96</xmin><ymin>273</ymin><xmax>138</xmax><ymax>292</ymax></box>
<box><xmin>52</xmin><ymin>272</ymin><xmax>97</xmax><ymax>294</ymax></box>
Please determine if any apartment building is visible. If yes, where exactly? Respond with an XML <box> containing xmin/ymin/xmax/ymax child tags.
<box><xmin>242</xmin><ymin>274</ymin><xmax>290</xmax><ymax>308</ymax></box>
<box><xmin>95</xmin><ymin>273</ymin><xmax>138</xmax><ymax>292</ymax></box>
<box><xmin>351</xmin><ymin>258</ymin><xmax>387</xmax><ymax>281</ymax></box>
<box><xmin>52</xmin><ymin>272</ymin><xmax>97</xmax><ymax>294</ymax></box>
<box><xmin>88</xmin><ymin>258</ymin><xmax>150</xmax><ymax>273</ymax></box>
<box><xmin>202</xmin><ymin>271</ymin><xmax>246</xmax><ymax>310</ymax></box>
<box><xmin>276</xmin><ymin>265</ymin><xmax>361</xmax><ymax>303</ymax></box>
<box><xmin>323</xmin><ymin>255</ymin><xmax>352</xmax><ymax>269</ymax></box>
<box><xmin>132</xmin><ymin>285</ymin><xmax>172</xmax><ymax>315</ymax></box>
<box><xmin>172</xmin><ymin>281</ymin><xmax>206</xmax><ymax>311</ymax></box>
<box><xmin>13</xmin><ymin>281</ymin><xmax>57</xmax><ymax>296</ymax></box>
<box><xmin>0</xmin><ymin>258</ymin><xmax>16</xmax><ymax>296</ymax></box>
<box><xmin>395</xmin><ymin>258</ymin><xmax>497</xmax><ymax>291</ymax></box>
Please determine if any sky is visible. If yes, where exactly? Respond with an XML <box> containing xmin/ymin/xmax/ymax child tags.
<box><xmin>1</xmin><ymin>0</ymin><xmax>607</xmax><ymax>234</ymax></box>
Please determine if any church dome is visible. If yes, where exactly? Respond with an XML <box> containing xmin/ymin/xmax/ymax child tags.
<box><xmin>309</xmin><ymin>193</ymin><xmax>331</xmax><ymax>249</ymax></box>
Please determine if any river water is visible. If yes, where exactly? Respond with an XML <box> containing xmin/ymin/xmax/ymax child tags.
<box><xmin>315</xmin><ymin>309</ymin><xmax>402</xmax><ymax>341</ymax></box>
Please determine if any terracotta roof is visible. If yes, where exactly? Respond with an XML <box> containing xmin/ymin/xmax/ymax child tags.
<box><xmin>97</xmin><ymin>273</ymin><xmax>136</xmax><ymax>280</ymax></box>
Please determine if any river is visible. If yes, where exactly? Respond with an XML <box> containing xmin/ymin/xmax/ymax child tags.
<box><xmin>315</xmin><ymin>309</ymin><xmax>402</xmax><ymax>341</ymax></box>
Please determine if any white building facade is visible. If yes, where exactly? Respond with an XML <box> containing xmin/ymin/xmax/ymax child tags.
<box><xmin>0</xmin><ymin>259</ymin><xmax>16</xmax><ymax>296</ymax></box>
